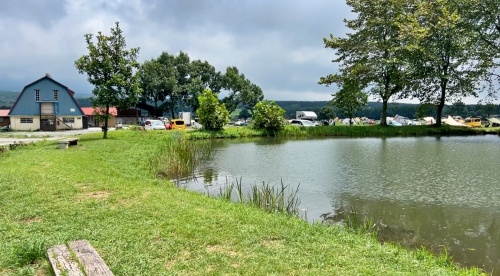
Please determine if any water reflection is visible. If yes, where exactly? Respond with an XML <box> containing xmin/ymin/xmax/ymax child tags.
<box><xmin>177</xmin><ymin>136</ymin><xmax>500</xmax><ymax>274</ymax></box>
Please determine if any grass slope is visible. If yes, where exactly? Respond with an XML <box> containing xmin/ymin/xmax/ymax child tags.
<box><xmin>0</xmin><ymin>130</ymin><xmax>485</xmax><ymax>275</ymax></box>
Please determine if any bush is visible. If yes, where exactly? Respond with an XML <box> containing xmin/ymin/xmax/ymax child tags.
<box><xmin>196</xmin><ymin>89</ymin><xmax>230</xmax><ymax>131</ymax></box>
<box><xmin>252</xmin><ymin>100</ymin><xmax>286</xmax><ymax>132</ymax></box>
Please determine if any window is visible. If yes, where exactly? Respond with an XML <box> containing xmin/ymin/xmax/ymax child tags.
<box><xmin>0</xmin><ymin>117</ymin><xmax>3</xmax><ymax>123</ymax></box>
<box><xmin>35</xmin><ymin>90</ymin><xmax>40</xmax><ymax>101</ymax></box>
<box><xmin>63</xmin><ymin>117</ymin><xmax>75</xmax><ymax>123</ymax></box>
<box><xmin>53</xmin><ymin>90</ymin><xmax>59</xmax><ymax>101</ymax></box>
<box><xmin>20</xmin><ymin>118</ymin><xmax>34</xmax><ymax>124</ymax></box>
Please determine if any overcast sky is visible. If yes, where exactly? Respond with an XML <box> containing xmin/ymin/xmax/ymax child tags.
<box><xmin>0</xmin><ymin>0</ymin><xmax>495</xmax><ymax>104</ymax></box>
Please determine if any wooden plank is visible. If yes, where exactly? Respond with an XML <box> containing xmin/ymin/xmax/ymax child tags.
<box><xmin>47</xmin><ymin>244</ymin><xmax>84</xmax><ymax>276</ymax></box>
<box><xmin>69</xmin><ymin>240</ymin><xmax>113</xmax><ymax>276</ymax></box>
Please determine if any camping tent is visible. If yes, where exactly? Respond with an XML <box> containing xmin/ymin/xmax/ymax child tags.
<box><xmin>488</xmin><ymin>117</ymin><xmax>500</xmax><ymax>127</ymax></box>
<box><xmin>443</xmin><ymin>115</ymin><xmax>466</xmax><ymax>126</ymax></box>
<box><xmin>423</xmin><ymin>117</ymin><xmax>435</xmax><ymax>125</ymax></box>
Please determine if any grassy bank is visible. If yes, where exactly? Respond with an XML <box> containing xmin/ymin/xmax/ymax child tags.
<box><xmin>184</xmin><ymin>124</ymin><xmax>495</xmax><ymax>140</ymax></box>
<box><xmin>0</xmin><ymin>130</ymin><xmax>486</xmax><ymax>275</ymax></box>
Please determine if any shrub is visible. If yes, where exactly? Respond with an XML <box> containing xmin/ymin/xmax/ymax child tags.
<box><xmin>196</xmin><ymin>89</ymin><xmax>230</xmax><ymax>131</ymax></box>
<box><xmin>252</xmin><ymin>100</ymin><xmax>286</xmax><ymax>132</ymax></box>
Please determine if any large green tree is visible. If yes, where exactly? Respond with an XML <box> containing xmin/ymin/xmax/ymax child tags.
<box><xmin>461</xmin><ymin>0</ymin><xmax>499</xmax><ymax>93</ymax></box>
<box><xmin>187</xmin><ymin>60</ymin><xmax>223</xmax><ymax>111</ymax></box>
<box><xmin>332</xmin><ymin>78</ymin><xmax>368</xmax><ymax>125</ymax></box>
<box><xmin>154</xmin><ymin>51</ymin><xmax>186</xmax><ymax>118</ymax></box>
<box><xmin>139</xmin><ymin>59</ymin><xmax>169</xmax><ymax>117</ymax></box>
<box><xmin>321</xmin><ymin>0</ymin><xmax>409</xmax><ymax>126</ymax></box>
<box><xmin>75</xmin><ymin>21</ymin><xmax>141</xmax><ymax>138</ymax></box>
<box><xmin>400</xmin><ymin>0</ymin><xmax>492</xmax><ymax>126</ymax></box>
<box><xmin>222</xmin><ymin>66</ymin><xmax>264</xmax><ymax>115</ymax></box>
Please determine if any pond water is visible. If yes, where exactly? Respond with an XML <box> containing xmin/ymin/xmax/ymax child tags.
<box><xmin>176</xmin><ymin>135</ymin><xmax>500</xmax><ymax>274</ymax></box>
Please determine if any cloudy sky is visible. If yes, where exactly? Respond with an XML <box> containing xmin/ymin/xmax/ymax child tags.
<box><xmin>0</xmin><ymin>0</ymin><xmax>352</xmax><ymax>101</ymax></box>
<box><xmin>0</xmin><ymin>0</ymin><xmax>495</xmax><ymax>104</ymax></box>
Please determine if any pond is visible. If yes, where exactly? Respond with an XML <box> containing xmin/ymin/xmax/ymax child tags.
<box><xmin>176</xmin><ymin>135</ymin><xmax>500</xmax><ymax>274</ymax></box>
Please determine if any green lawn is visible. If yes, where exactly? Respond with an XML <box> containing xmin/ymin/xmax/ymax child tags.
<box><xmin>0</xmin><ymin>130</ymin><xmax>486</xmax><ymax>275</ymax></box>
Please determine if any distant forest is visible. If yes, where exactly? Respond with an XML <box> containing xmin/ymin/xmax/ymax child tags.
<box><xmin>1</xmin><ymin>91</ymin><xmax>499</xmax><ymax>120</ymax></box>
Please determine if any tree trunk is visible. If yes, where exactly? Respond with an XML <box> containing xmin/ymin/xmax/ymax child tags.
<box><xmin>436</xmin><ymin>80</ymin><xmax>447</xmax><ymax>127</ymax></box>
<box><xmin>380</xmin><ymin>99</ymin><xmax>388</xmax><ymax>126</ymax></box>
<box><xmin>103</xmin><ymin>104</ymin><xmax>109</xmax><ymax>139</ymax></box>
<box><xmin>170</xmin><ymin>107</ymin><xmax>175</xmax><ymax>120</ymax></box>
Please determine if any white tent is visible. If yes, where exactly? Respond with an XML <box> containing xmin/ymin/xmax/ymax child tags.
<box><xmin>443</xmin><ymin>115</ymin><xmax>466</xmax><ymax>126</ymax></box>
<box><xmin>423</xmin><ymin>117</ymin><xmax>435</xmax><ymax>124</ymax></box>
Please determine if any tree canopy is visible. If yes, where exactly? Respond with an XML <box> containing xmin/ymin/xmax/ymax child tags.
<box><xmin>221</xmin><ymin>66</ymin><xmax>264</xmax><ymax>115</ymax></box>
<box><xmin>75</xmin><ymin>21</ymin><xmax>141</xmax><ymax>138</ymax></box>
<box><xmin>331</xmin><ymin>77</ymin><xmax>368</xmax><ymax>125</ymax></box>
<box><xmin>399</xmin><ymin>0</ymin><xmax>493</xmax><ymax>126</ymax></box>
<box><xmin>321</xmin><ymin>0</ymin><xmax>498</xmax><ymax>126</ymax></box>
<box><xmin>321</xmin><ymin>0</ymin><xmax>409</xmax><ymax>126</ymax></box>
<box><xmin>196</xmin><ymin>89</ymin><xmax>230</xmax><ymax>131</ymax></box>
<box><xmin>252</xmin><ymin>100</ymin><xmax>286</xmax><ymax>132</ymax></box>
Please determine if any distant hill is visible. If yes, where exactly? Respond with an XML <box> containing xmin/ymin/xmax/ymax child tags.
<box><xmin>0</xmin><ymin>91</ymin><xmax>19</xmax><ymax>109</ymax></box>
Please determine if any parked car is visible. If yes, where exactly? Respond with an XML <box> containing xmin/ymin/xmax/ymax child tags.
<box><xmin>234</xmin><ymin>121</ymin><xmax>248</xmax><ymax>126</ymax></box>
<box><xmin>388</xmin><ymin>120</ymin><xmax>403</xmax><ymax>127</ymax></box>
<box><xmin>192</xmin><ymin>122</ymin><xmax>203</xmax><ymax>129</ymax></box>
<box><xmin>290</xmin><ymin>119</ymin><xmax>315</xmax><ymax>127</ymax></box>
<box><xmin>170</xmin><ymin>119</ymin><xmax>186</xmax><ymax>130</ymax></box>
<box><xmin>144</xmin><ymin>120</ymin><xmax>166</xmax><ymax>130</ymax></box>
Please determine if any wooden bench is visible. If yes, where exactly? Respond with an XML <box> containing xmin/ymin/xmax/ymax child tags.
<box><xmin>47</xmin><ymin>240</ymin><xmax>113</xmax><ymax>276</ymax></box>
<box><xmin>58</xmin><ymin>138</ymin><xmax>80</xmax><ymax>149</ymax></box>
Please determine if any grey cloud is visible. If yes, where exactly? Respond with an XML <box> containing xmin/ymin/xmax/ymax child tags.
<box><xmin>0</xmin><ymin>0</ymin><xmax>66</xmax><ymax>28</ymax></box>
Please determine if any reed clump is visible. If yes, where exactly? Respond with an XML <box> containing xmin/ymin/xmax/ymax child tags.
<box><xmin>152</xmin><ymin>133</ymin><xmax>212</xmax><ymax>179</ymax></box>
<box><xmin>215</xmin><ymin>178</ymin><xmax>301</xmax><ymax>217</ymax></box>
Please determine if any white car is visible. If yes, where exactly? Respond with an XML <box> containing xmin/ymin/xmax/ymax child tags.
<box><xmin>290</xmin><ymin>119</ymin><xmax>315</xmax><ymax>127</ymax></box>
<box><xmin>144</xmin><ymin>120</ymin><xmax>166</xmax><ymax>130</ymax></box>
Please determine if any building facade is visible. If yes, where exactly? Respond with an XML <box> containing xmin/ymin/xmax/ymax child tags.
<box><xmin>8</xmin><ymin>74</ymin><xmax>85</xmax><ymax>131</ymax></box>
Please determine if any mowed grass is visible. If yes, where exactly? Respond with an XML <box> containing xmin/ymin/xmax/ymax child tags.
<box><xmin>0</xmin><ymin>130</ymin><xmax>486</xmax><ymax>275</ymax></box>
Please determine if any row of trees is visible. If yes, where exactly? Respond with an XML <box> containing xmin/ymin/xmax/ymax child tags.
<box><xmin>320</xmin><ymin>0</ymin><xmax>499</xmax><ymax>126</ymax></box>
<box><xmin>75</xmin><ymin>22</ymin><xmax>264</xmax><ymax>138</ymax></box>
<box><xmin>139</xmin><ymin>52</ymin><xmax>263</xmax><ymax>119</ymax></box>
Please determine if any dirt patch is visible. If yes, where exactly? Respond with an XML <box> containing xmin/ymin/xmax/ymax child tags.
<box><xmin>262</xmin><ymin>239</ymin><xmax>284</xmax><ymax>249</ymax></box>
<box><xmin>81</xmin><ymin>191</ymin><xmax>111</xmax><ymax>200</ymax></box>
<box><xmin>206</xmin><ymin>244</ymin><xmax>239</xmax><ymax>257</ymax></box>
<box><xmin>165</xmin><ymin>250</ymin><xmax>191</xmax><ymax>269</ymax></box>
<box><xmin>21</xmin><ymin>216</ymin><xmax>43</xmax><ymax>225</ymax></box>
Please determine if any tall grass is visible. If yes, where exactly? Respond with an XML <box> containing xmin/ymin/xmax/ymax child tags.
<box><xmin>185</xmin><ymin>124</ymin><xmax>485</xmax><ymax>139</ymax></box>
<box><xmin>343</xmin><ymin>206</ymin><xmax>378</xmax><ymax>237</ymax></box>
<box><xmin>247</xmin><ymin>181</ymin><xmax>301</xmax><ymax>216</ymax></box>
<box><xmin>279</xmin><ymin>125</ymin><xmax>482</xmax><ymax>138</ymax></box>
<box><xmin>322</xmin><ymin>205</ymin><xmax>378</xmax><ymax>237</ymax></box>
<box><xmin>186</xmin><ymin>127</ymin><xmax>266</xmax><ymax>140</ymax></box>
<box><xmin>212</xmin><ymin>178</ymin><xmax>301</xmax><ymax>217</ymax></box>
<box><xmin>152</xmin><ymin>133</ymin><xmax>213</xmax><ymax>179</ymax></box>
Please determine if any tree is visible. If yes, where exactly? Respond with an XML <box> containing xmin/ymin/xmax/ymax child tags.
<box><xmin>238</xmin><ymin>108</ymin><xmax>252</xmax><ymax>121</ymax></box>
<box><xmin>153</xmin><ymin>51</ymin><xmax>187</xmax><ymax>118</ymax></box>
<box><xmin>332</xmin><ymin>78</ymin><xmax>368</xmax><ymax>125</ymax></box>
<box><xmin>447</xmin><ymin>100</ymin><xmax>468</xmax><ymax>117</ymax></box>
<box><xmin>75</xmin><ymin>22</ymin><xmax>141</xmax><ymax>138</ymax></box>
<box><xmin>400</xmin><ymin>0</ymin><xmax>492</xmax><ymax>126</ymax></box>
<box><xmin>461</xmin><ymin>0</ymin><xmax>499</xmax><ymax>99</ymax></box>
<box><xmin>318</xmin><ymin>105</ymin><xmax>337</xmax><ymax>121</ymax></box>
<box><xmin>320</xmin><ymin>0</ymin><xmax>409</xmax><ymax>126</ymax></box>
<box><xmin>463</xmin><ymin>0</ymin><xmax>499</xmax><ymax>64</ymax></box>
<box><xmin>139</xmin><ymin>59</ymin><xmax>168</xmax><ymax>117</ymax></box>
<box><xmin>252</xmin><ymin>100</ymin><xmax>286</xmax><ymax>132</ymax></box>
<box><xmin>222</xmin><ymin>66</ymin><xmax>264</xmax><ymax>114</ymax></box>
<box><xmin>196</xmin><ymin>89</ymin><xmax>229</xmax><ymax>131</ymax></box>
<box><xmin>187</xmin><ymin>60</ymin><xmax>223</xmax><ymax>111</ymax></box>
